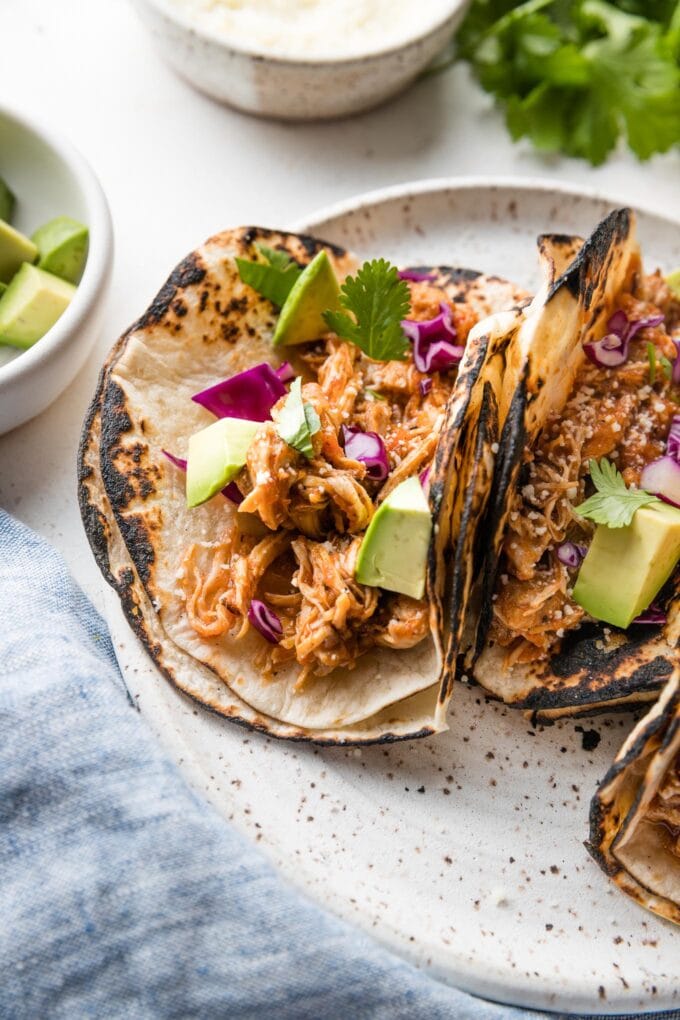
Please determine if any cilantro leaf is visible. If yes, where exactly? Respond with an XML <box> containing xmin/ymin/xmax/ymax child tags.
<box><xmin>457</xmin><ymin>0</ymin><xmax>680</xmax><ymax>165</ymax></box>
<box><xmin>323</xmin><ymin>259</ymin><xmax>411</xmax><ymax>362</ymax></box>
<box><xmin>236</xmin><ymin>244</ymin><xmax>302</xmax><ymax>308</ymax></box>
<box><xmin>273</xmin><ymin>377</ymin><xmax>320</xmax><ymax>460</ymax></box>
<box><xmin>659</xmin><ymin>353</ymin><xmax>673</xmax><ymax>379</ymax></box>
<box><xmin>647</xmin><ymin>340</ymin><xmax>657</xmax><ymax>383</ymax></box>
<box><xmin>574</xmin><ymin>457</ymin><xmax>659</xmax><ymax>527</ymax></box>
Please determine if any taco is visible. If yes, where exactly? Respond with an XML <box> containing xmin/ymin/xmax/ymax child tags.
<box><xmin>466</xmin><ymin>209</ymin><xmax>680</xmax><ymax>719</ymax></box>
<box><xmin>79</xmin><ymin>226</ymin><xmax>527</xmax><ymax>742</ymax></box>
<box><xmin>587</xmin><ymin>670</ymin><xmax>680</xmax><ymax>926</ymax></box>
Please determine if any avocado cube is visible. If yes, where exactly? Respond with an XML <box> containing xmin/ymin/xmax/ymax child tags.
<box><xmin>186</xmin><ymin>417</ymin><xmax>260</xmax><ymax>508</ymax></box>
<box><xmin>273</xmin><ymin>250</ymin><xmax>340</xmax><ymax>347</ymax></box>
<box><xmin>32</xmin><ymin>216</ymin><xmax>89</xmax><ymax>285</ymax></box>
<box><xmin>0</xmin><ymin>220</ymin><xmax>38</xmax><ymax>283</ymax></box>
<box><xmin>573</xmin><ymin>503</ymin><xmax>680</xmax><ymax>629</ymax></box>
<box><xmin>355</xmin><ymin>476</ymin><xmax>432</xmax><ymax>600</ymax></box>
<box><xmin>0</xmin><ymin>263</ymin><xmax>75</xmax><ymax>349</ymax></box>
<box><xmin>0</xmin><ymin>177</ymin><xmax>15</xmax><ymax>223</ymax></box>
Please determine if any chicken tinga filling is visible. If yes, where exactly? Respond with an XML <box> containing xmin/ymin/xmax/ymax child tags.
<box><xmin>490</xmin><ymin>271</ymin><xmax>680</xmax><ymax>668</ymax></box>
<box><xmin>166</xmin><ymin>252</ymin><xmax>482</xmax><ymax>685</ymax></box>
<box><xmin>645</xmin><ymin>751</ymin><xmax>680</xmax><ymax>859</ymax></box>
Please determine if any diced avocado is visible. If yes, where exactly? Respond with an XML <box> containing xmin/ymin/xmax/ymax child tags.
<box><xmin>573</xmin><ymin>502</ymin><xmax>680</xmax><ymax>629</ymax></box>
<box><xmin>667</xmin><ymin>269</ymin><xmax>680</xmax><ymax>299</ymax></box>
<box><xmin>186</xmin><ymin>416</ymin><xmax>260</xmax><ymax>508</ymax></box>
<box><xmin>0</xmin><ymin>220</ymin><xmax>38</xmax><ymax>283</ymax></box>
<box><xmin>0</xmin><ymin>263</ymin><xmax>75</xmax><ymax>348</ymax></box>
<box><xmin>32</xmin><ymin>216</ymin><xmax>89</xmax><ymax>284</ymax></box>
<box><xmin>0</xmin><ymin>177</ymin><xmax>15</xmax><ymax>223</ymax></box>
<box><xmin>273</xmin><ymin>250</ymin><xmax>340</xmax><ymax>347</ymax></box>
<box><xmin>355</xmin><ymin>476</ymin><xmax>432</xmax><ymax>600</ymax></box>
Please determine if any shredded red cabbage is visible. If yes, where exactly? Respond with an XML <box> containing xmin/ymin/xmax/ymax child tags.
<box><xmin>419</xmin><ymin>466</ymin><xmax>431</xmax><ymax>490</ymax></box>
<box><xmin>162</xmin><ymin>449</ymin><xmax>243</xmax><ymax>505</ymax></box>
<box><xmin>556</xmin><ymin>541</ymin><xmax>587</xmax><ymax>569</ymax></box>
<box><xmin>401</xmin><ymin>303</ymin><xmax>465</xmax><ymax>374</ymax></box>
<box><xmin>672</xmin><ymin>339</ymin><xmax>680</xmax><ymax>385</ymax></box>
<box><xmin>276</xmin><ymin>362</ymin><xmax>295</xmax><ymax>383</ymax></box>
<box><xmin>584</xmin><ymin>310</ymin><xmax>664</xmax><ymax>369</ymax></box>
<box><xmin>398</xmin><ymin>269</ymin><xmax>436</xmax><ymax>283</ymax></box>
<box><xmin>162</xmin><ymin>450</ymin><xmax>187</xmax><ymax>472</ymax></box>
<box><xmin>341</xmin><ymin>426</ymin><xmax>389</xmax><ymax>482</ymax></box>
<box><xmin>192</xmin><ymin>363</ymin><xmax>286</xmax><ymax>422</ymax></box>
<box><xmin>419</xmin><ymin>377</ymin><xmax>433</xmax><ymax>397</ymax></box>
<box><xmin>667</xmin><ymin>414</ymin><xmax>680</xmax><ymax>461</ymax></box>
<box><xmin>631</xmin><ymin>605</ymin><xmax>667</xmax><ymax>625</ymax></box>
<box><xmin>640</xmin><ymin>455</ymin><xmax>680</xmax><ymax>508</ymax></box>
<box><xmin>248</xmin><ymin>599</ymin><xmax>282</xmax><ymax>643</ymax></box>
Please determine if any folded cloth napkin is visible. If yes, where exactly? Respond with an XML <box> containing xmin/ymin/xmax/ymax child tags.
<box><xmin>0</xmin><ymin>509</ymin><xmax>677</xmax><ymax>1020</ymax></box>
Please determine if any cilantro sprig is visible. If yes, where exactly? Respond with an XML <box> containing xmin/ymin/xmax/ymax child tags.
<box><xmin>323</xmin><ymin>259</ymin><xmax>411</xmax><ymax>362</ymax></box>
<box><xmin>456</xmin><ymin>0</ymin><xmax>680</xmax><ymax>166</ymax></box>
<box><xmin>273</xmin><ymin>377</ymin><xmax>320</xmax><ymax>460</ymax></box>
<box><xmin>236</xmin><ymin>243</ymin><xmax>302</xmax><ymax>308</ymax></box>
<box><xmin>574</xmin><ymin>457</ymin><xmax>660</xmax><ymax>528</ymax></box>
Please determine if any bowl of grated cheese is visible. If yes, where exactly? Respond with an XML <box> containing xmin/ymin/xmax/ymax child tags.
<box><xmin>132</xmin><ymin>0</ymin><xmax>470</xmax><ymax>120</ymax></box>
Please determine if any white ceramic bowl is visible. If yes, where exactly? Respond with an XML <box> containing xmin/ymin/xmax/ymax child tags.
<box><xmin>0</xmin><ymin>105</ymin><xmax>113</xmax><ymax>435</ymax></box>
<box><xmin>132</xmin><ymin>0</ymin><xmax>470</xmax><ymax>120</ymax></box>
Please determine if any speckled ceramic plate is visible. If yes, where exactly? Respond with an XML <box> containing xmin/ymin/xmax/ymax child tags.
<box><xmin>104</xmin><ymin>179</ymin><xmax>680</xmax><ymax>1014</ymax></box>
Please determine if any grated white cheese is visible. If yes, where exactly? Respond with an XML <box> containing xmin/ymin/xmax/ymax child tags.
<box><xmin>169</xmin><ymin>0</ymin><xmax>454</xmax><ymax>60</ymax></box>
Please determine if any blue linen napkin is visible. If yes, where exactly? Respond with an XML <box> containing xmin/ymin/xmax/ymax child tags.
<box><xmin>0</xmin><ymin>508</ymin><xmax>677</xmax><ymax>1020</ymax></box>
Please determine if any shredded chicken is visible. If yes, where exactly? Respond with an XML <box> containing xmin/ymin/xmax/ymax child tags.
<box><xmin>180</xmin><ymin>276</ymin><xmax>478</xmax><ymax>681</ymax></box>
<box><xmin>283</xmin><ymin>536</ymin><xmax>379</xmax><ymax>684</ymax></box>
<box><xmin>646</xmin><ymin>754</ymin><xmax>680</xmax><ymax>858</ymax></box>
<box><xmin>373</xmin><ymin>595</ymin><xmax>430</xmax><ymax>649</ymax></box>
<box><xmin>490</xmin><ymin>279</ymin><xmax>678</xmax><ymax>663</ymax></box>
<box><xmin>180</xmin><ymin>530</ymin><xmax>291</xmax><ymax>638</ymax></box>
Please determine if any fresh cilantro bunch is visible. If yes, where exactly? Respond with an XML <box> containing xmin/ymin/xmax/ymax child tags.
<box><xmin>457</xmin><ymin>0</ymin><xmax>680</xmax><ymax>164</ymax></box>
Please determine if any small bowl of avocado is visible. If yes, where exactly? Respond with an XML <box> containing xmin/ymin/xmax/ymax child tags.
<box><xmin>0</xmin><ymin>104</ymin><xmax>112</xmax><ymax>434</ymax></box>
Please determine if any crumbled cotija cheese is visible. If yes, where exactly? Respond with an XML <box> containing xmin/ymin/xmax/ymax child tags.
<box><xmin>169</xmin><ymin>0</ymin><xmax>453</xmax><ymax>59</ymax></box>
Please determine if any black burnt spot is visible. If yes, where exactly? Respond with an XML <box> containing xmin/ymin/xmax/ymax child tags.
<box><xmin>220</xmin><ymin>322</ymin><xmax>240</xmax><ymax>343</ymax></box>
<box><xmin>134</xmin><ymin>252</ymin><xmax>206</xmax><ymax>329</ymax></box>
<box><xmin>575</xmin><ymin>725</ymin><xmax>601</xmax><ymax>751</ymax></box>
<box><xmin>551</xmin><ymin>208</ymin><xmax>631</xmax><ymax>301</ymax></box>
<box><xmin>226</xmin><ymin>296</ymin><xmax>248</xmax><ymax>316</ymax></box>
<box><xmin>475</xmin><ymin>373</ymin><xmax>528</xmax><ymax>655</ymax></box>
<box><xmin>199</xmin><ymin>290</ymin><xmax>209</xmax><ymax>312</ymax></box>
<box><xmin>296</xmin><ymin>231</ymin><xmax>346</xmax><ymax>260</ymax></box>
<box><xmin>117</xmin><ymin>514</ymin><xmax>155</xmax><ymax>585</ymax></box>
<box><xmin>172</xmin><ymin>299</ymin><xmax>188</xmax><ymax>317</ymax></box>
<box><xmin>100</xmin><ymin>380</ymin><xmax>134</xmax><ymax>510</ymax></box>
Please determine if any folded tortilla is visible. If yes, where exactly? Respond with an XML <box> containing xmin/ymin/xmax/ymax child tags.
<box><xmin>80</xmin><ymin>227</ymin><xmax>526</xmax><ymax>742</ymax></box>
<box><xmin>466</xmin><ymin>210</ymin><xmax>678</xmax><ymax>719</ymax></box>
<box><xmin>587</xmin><ymin>670</ymin><xmax>680</xmax><ymax>926</ymax></box>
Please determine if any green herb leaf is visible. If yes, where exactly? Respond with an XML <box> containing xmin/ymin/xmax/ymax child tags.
<box><xmin>273</xmin><ymin>377</ymin><xmax>320</xmax><ymax>460</ymax></box>
<box><xmin>457</xmin><ymin>0</ymin><xmax>680</xmax><ymax>166</ymax></box>
<box><xmin>236</xmin><ymin>244</ymin><xmax>302</xmax><ymax>308</ymax></box>
<box><xmin>323</xmin><ymin>259</ymin><xmax>411</xmax><ymax>362</ymax></box>
<box><xmin>364</xmin><ymin>387</ymin><xmax>387</xmax><ymax>402</ymax></box>
<box><xmin>647</xmin><ymin>340</ymin><xmax>657</xmax><ymax>383</ymax></box>
<box><xmin>659</xmin><ymin>353</ymin><xmax>673</xmax><ymax>379</ymax></box>
<box><xmin>574</xmin><ymin>457</ymin><xmax>659</xmax><ymax>528</ymax></box>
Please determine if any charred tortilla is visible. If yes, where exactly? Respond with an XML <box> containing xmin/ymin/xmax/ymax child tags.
<box><xmin>467</xmin><ymin>210</ymin><xmax>679</xmax><ymax>719</ymax></box>
<box><xmin>81</xmin><ymin>226</ymin><xmax>526</xmax><ymax>742</ymax></box>
<box><xmin>587</xmin><ymin>670</ymin><xmax>680</xmax><ymax>926</ymax></box>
